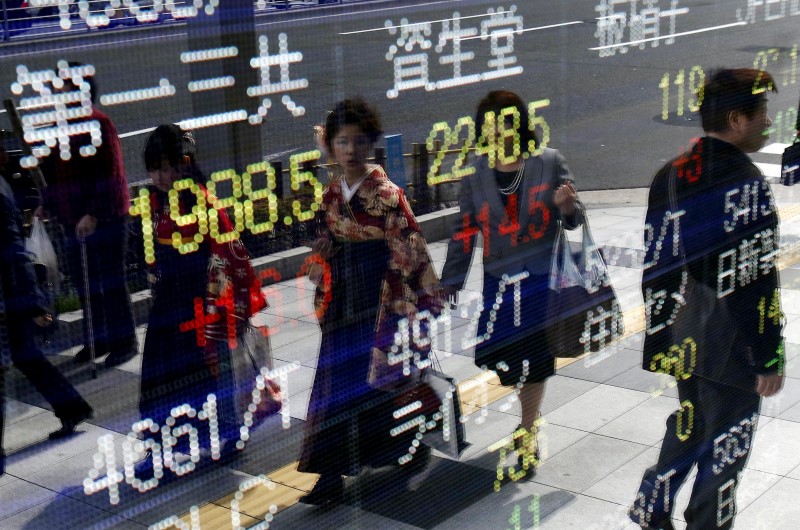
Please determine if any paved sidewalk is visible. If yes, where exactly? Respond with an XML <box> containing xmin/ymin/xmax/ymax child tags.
<box><xmin>2</xmin><ymin>143</ymin><xmax>800</xmax><ymax>529</ymax></box>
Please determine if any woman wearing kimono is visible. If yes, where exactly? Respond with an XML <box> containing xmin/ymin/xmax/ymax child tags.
<box><xmin>298</xmin><ymin>99</ymin><xmax>444</xmax><ymax>504</ymax></box>
<box><xmin>137</xmin><ymin>125</ymin><xmax>267</xmax><ymax>472</ymax></box>
<box><xmin>440</xmin><ymin>91</ymin><xmax>583</xmax><ymax>479</ymax></box>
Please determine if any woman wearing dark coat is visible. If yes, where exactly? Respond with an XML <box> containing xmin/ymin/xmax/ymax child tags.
<box><xmin>440</xmin><ymin>90</ymin><xmax>584</xmax><ymax>478</ymax></box>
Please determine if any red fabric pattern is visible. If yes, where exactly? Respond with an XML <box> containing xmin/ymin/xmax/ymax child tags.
<box><xmin>316</xmin><ymin>165</ymin><xmax>444</xmax><ymax>356</ymax></box>
<box><xmin>152</xmin><ymin>186</ymin><xmax>267</xmax><ymax>343</ymax></box>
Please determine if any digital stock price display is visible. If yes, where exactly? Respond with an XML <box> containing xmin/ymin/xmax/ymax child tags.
<box><xmin>1</xmin><ymin>1</ymin><xmax>798</xmax><ymax>529</ymax></box>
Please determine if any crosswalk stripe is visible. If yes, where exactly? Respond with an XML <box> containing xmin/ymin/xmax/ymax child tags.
<box><xmin>760</xmin><ymin>143</ymin><xmax>791</xmax><ymax>155</ymax></box>
<box><xmin>756</xmin><ymin>162</ymin><xmax>783</xmax><ymax>178</ymax></box>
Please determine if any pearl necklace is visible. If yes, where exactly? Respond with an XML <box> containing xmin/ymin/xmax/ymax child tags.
<box><xmin>497</xmin><ymin>160</ymin><xmax>525</xmax><ymax>195</ymax></box>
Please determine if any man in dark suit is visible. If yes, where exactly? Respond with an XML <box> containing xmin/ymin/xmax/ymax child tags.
<box><xmin>630</xmin><ymin>68</ymin><xmax>784</xmax><ymax>530</ymax></box>
<box><xmin>35</xmin><ymin>63</ymin><xmax>137</xmax><ymax>368</ymax></box>
<box><xmin>1</xmin><ymin>173</ymin><xmax>93</xmax><ymax>475</ymax></box>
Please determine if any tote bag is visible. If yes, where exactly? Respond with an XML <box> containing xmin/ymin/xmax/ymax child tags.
<box><xmin>418</xmin><ymin>352</ymin><xmax>470</xmax><ymax>459</ymax></box>
<box><xmin>25</xmin><ymin>216</ymin><xmax>59</xmax><ymax>295</ymax></box>
<box><xmin>221</xmin><ymin>324</ymin><xmax>282</xmax><ymax>431</ymax></box>
<box><xmin>546</xmin><ymin>219</ymin><xmax>624</xmax><ymax>358</ymax></box>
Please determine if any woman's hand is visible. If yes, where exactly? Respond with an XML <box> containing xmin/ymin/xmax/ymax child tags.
<box><xmin>553</xmin><ymin>181</ymin><xmax>577</xmax><ymax>216</ymax></box>
<box><xmin>312</xmin><ymin>237</ymin><xmax>336</xmax><ymax>260</ymax></box>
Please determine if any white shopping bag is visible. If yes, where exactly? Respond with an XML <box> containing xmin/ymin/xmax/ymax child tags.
<box><xmin>25</xmin><ymin>216</ymin><xmax>59</xmax><ymax>294</ymax></box>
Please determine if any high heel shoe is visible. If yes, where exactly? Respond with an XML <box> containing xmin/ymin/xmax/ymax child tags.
<box><xmin>298</xmin><ymin>474</ymin><xmax>344</xmax><ymax>505</ymax></box>
<box><xmin>513</xmin><ymin>423</ymin><xmax>541</xmax><ymax>479</ymax></box>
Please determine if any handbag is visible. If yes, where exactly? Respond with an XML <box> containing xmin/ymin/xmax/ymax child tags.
<box><xmin>546</xmin><ymin>217</ymin><xmax>624</xmax><ymax>358</ymax></box>
<box><xmin>780</xmin><ymin>134</ymin><xmax>800</xmax><ymax>186</ymax></box>
<box><xmin>24</xmin><ymin>216</ymin><xmax>59</xmax><ymax>296</ymax></box>
<box><xmin>416</xmin><ymin>352</ymin><xmax>470</xmax><ymax>459</ymax></box>
<box><xmin>222</xmin><ymin>323</ymin><xmax>282</xmax><ymax>430</ymax></box>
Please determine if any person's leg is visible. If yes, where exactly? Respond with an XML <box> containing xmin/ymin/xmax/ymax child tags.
<box><xmin>0</xmin><ymin>367</ymin><xmax>6</xmax><ymax>475</ymax></box>
<box><xmin>90</xmin><ymin>217</ymin><xmax>136</xmax><ymax>366</ymax></box>
<box><xmin>630</xmin><ymin>379</ymin><xmax>702</xmax><ymax>529</ymax></box>
<box><xmin>517</xmin><ymin>380</ymin><xmax>546</xmax><ymax>462</ymax></box>
<box><xmin>514</xmin><ymin>274</ymin><xmax>553</xmax><ymax>471</ymax></box>
<box><xmin>683</xmin><ymin>381</ymin><xmax>760</xmax><ymax>529</ymax></box>
<box><xmin>8</xmin><ymin>319</ymin><xmax>92</xmax><ymax>435</ymax></box>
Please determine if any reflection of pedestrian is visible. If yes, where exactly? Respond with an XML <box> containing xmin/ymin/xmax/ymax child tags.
<box><xmin>1</xmin><ymin>175</ymin><xmax>93</xmax><ymax>473</ymax></box>
<box><xmin>137</xmin><ymin>125</ymin><xmax>266</xmax><ymax>470</ymax></box>
<box><xmin>630</xmin><ymin>69</ymin><xmax>784</xmax><ymax>530</ymax></box>
<box><xmin>36</xmin><ymin>63</ymin><xmax>137</xmax><ymax>368</ymax></box>
<box><xmin>440</xmin><ymin>90</ymin><xmax>583</xmax><ymax>478</ymax></box>
<box><xmin>298</xmin><ymin>99</ymin><xmax>444</xmax><ymax>504</ymax></box>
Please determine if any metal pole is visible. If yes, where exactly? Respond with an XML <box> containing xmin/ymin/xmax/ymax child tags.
<box><xmin>80</xmin><ymin>241</ymin><xmax>98</xmax><ymax>379</ymax></box>
<box><xmin>1</xmin><ymin>0</ymin><xmax>9</xmax><ymax>43</ymax></box>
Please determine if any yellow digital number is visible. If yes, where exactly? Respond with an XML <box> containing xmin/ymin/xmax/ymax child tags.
<box><xmin>243</xmin><ymin>161</ymin><xmax>279</xmax><ymax>234</ymax></box>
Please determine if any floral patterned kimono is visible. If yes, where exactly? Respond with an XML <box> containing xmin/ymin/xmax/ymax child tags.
<box><xmin>298</xmin><ymin>164</ymin><xmax>444</xmax><ymax>476</ymax></box>
<box><xmin>140</xmin><ymin>184</ymin><xmax>266</xmax><ymax>443</ymax></box>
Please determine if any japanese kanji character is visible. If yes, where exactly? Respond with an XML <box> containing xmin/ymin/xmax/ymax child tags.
<box><xmin>248</xmin><ymin>33</ymin><xmax>308</xmax><ymax>123</ymax></box>
<box><xmin>595</xmin><ymin>0</ymin><xmax>630</xmax><ymax>57</ymax></box>
<box><xmin>737</xmin><ymin>237</ymin><xmax>760</xmax><ymax>286</ymax></box>
<box><xmin>630</xmin><ymin>0</ymin><xmax>662</xmax><ymax>49</ymax></box>
<box><xmin>11</xmin><ymin>61</ymin><xmax>100</xmax><ymax>163</ymax></box>
<box><xmin>480</xmin><ymin>6</ymin><xmax>524</xmax><ymax>80</ymax></box>
<box><xmin>434</xmin><ymin>12</ymin><xmax>480</xmax><ymax>89</ymax></box>
<box><xmin>758</xmin><ymin>228</ymin><xmax>779</xmax><ymax>275</ymax></box>
<box><xmin>737</xmin><ymin>0</ymin><xmax>765</xmax><ymax>24</ymax></box>
<box><xmin>385</xmin><ymin>19</ymin><xmax>434</xmax><ymax>99</ymax></box>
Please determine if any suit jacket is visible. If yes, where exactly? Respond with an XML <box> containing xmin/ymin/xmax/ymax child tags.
<box><xmin>441</xmin><ymin>148</ymin><xmax>584</xmax><ymax>290</ymax></box>
<box><xmin>642</xmin><ymin>137</ymin><xmax>783</xmax><ymax>388</ymax></box>
<box><xmin>41</xmin><ymin>108</ymin><xmax>129</xmax><ymax>227</ymax></box>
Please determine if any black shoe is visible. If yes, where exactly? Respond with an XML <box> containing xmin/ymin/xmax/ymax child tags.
<box><xmin>514</xmin><ymin>424</ymin><xmax>540</xmax><ymax>480</ymax></box>
<box><xmin>104</xmin><ymin>347</ymin><xmax>138</xmax><ymax>368</ymax></box>
<box><xmin>516</xmin><ymin>448</ymin><xmax>541</xmax><ymax>480</ymax></box>
<box><xmin>73</xmin><ymin>346</ymin><xmax>94</xmax><ymax>363</ymax></box>
<box><xmin>49</xmin><ymin>409</ymin><xmax>93</xmax><ymax>439</ymax></box>
<box><xmin>298</xmin><ymin>475</ymin><xmax>344</xmax><ymax>505</ymax></box>
<box><xmin>74</xmin><ymin>343</ymin><xmax>111</xmax><ymax>363</ymax></box>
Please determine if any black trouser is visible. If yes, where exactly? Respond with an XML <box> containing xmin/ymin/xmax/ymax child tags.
<box><xmin>632</xmin><ymin>377</ymin><xmax>760</xmax><ymax>529</ymax></box>
<box><xmin>66</xmin><ymin>215</ymin><xmax>136</xmax><ymax>354</ymax></box>
<box><xmin>8</xmin><ymin>317</ymin><xmax>92</xmax><ymax>421</ymax></box>
<box><xmin>1</xmin><ymin>366</ymin><xmax>6</xmax><ymax>473</ymax></box>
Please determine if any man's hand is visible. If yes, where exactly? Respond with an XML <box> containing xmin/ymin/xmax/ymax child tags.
<box><xmin>33</xmin><ymin>313</ymin><xmax>53</xmax><ymax>328</ymax></box>
<box><xmin>75</xmin><ymin>214</ymin><xmax>98</xmax><ymax>241</ymax></box>
<box><xmin>553</xmin><ymin>181</ymin><xmax>577</xmax><ymax>216</ymax></box>
<box><xmin>755</xmin><ymin>372</ymin><xmax>784</xmax><ymax>397</ymax></box>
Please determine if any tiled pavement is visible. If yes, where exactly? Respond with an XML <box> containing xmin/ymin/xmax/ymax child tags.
<box><xmin>3</xmin><ymin>144</ymin><xmax>800</xmax><ymax>529</ymax></box>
